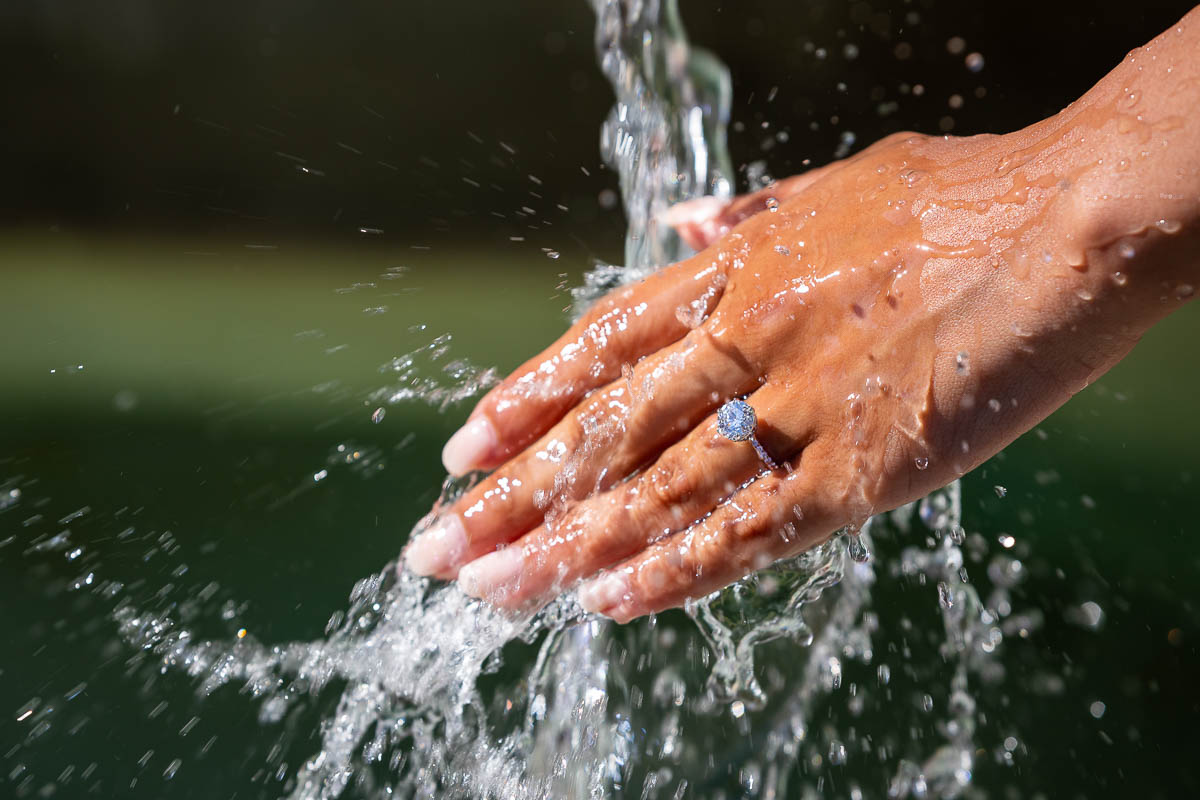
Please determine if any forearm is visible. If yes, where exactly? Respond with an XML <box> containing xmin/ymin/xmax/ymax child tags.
<box><xmin>1033</xmin><ymin>6</ymin><xmax>1200</xmax><ymax>326</ymax></box>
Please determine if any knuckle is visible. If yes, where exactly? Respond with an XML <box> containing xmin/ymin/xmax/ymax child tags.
<box><xmin>638</xmin><ymin>458</ymin><xmax>702</xmax><ymax>532</ymax></box>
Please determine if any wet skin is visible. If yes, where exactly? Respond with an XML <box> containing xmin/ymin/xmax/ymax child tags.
<box><xmin>405</xmin><ymin>8</ymin><xmax>1200</xmax><ymax>623</ymax></box>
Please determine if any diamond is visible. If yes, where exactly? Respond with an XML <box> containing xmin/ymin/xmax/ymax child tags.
<box><xmin>717</xmin><ymin>399</ymin><xmax>757</xmax><ymax>442</ymax></box>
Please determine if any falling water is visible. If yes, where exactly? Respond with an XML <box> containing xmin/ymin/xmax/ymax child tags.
<box><xmin>1</xmin><ymin>3</ymin><xmax>1046</xmax><ymax>799</ymax></box>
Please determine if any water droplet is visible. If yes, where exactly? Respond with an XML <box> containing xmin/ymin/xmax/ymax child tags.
<box><xmin>998</xmin><ymin>533</ymin><xmax>1016</xmax><ymax>548</ymax></box>
<box><xmin>1119</xmin><ymin>88</ymin><xmax>1141</xmax><ymax>110</ymax></box>
<box><xmin>774</xmin><ymin>244</ymin><xmax>791</xmax><ymax>256</ymax></box>
<box><xmin>1176</xmin><ymin>283</ymin><xmax>1194</xmax><ymax>300</ymax></box>
<box><xmin>845</xmin><ymin>534</ymin><xmax>871</xmax><ymax>563</ymax></box>
<box><xmin>1089</xmin><ymin>701</ymin><xmax>1106</xmax><ymax>719</ymax></box>
<box><xmin>1075</xmin><ymin>288</ymin><xmax>1094</xmax><ymax>302</ymax></box>
<box><xmin>371</xmin><ymin>407</ymin><xmax>386</xmax><ymax>424</ymax></box>
<box><xmin>955</xmin><ymin>351</ymin><xmax>970</xmax><ymax>376</ymax></box>
<box><xmin>765</xmin><ymin>197</ymin><xmax>780</xmax><ymax>212</ymax></box>
<box><xmin>937</xmin><ymin>581</ymin><xmax>954</xmax><ymax>608</ymax></box>
<box><xmin>313</xmin><ymin>469</ymin><xmax>329</xmax><ymax>482</ymax></box>
<box><xmin>946</xmin><ymin>36</ymin><xmax>966</xmax><ymax>55</ymax></box>
<box><xmin>877</xmin><ymin>664</ymin><xmax>891</xmax><ymax>685</ymax></box>
<box><xmin>965</xmin><ymin>52</ymin><xmax>985</xmax><ymax>72</ymax></box>
<box><xmin>993</xmin><ymin>485</ymin><xmax>1007</xmax><ymax>498</ymax></box>
<box><xmin>828</xmin><ymin>657</ymin><xmax>843</xmax><ymax>689</ymax></box>
<box><xmin>914</xmin><ymin>456</ymin><xmax>930</xmax><ymax>470</ymax></box>
<box><xmin>544</xmin><ymin>250</ymin><xmax>561</xmax><ymax>259</ymax></box>
<box><xmin>1112</xmin><ymin>271</ymin><xmax>1129</xmax><ymax>286</ymax></box>
<box><xmin>1066</xmin><ymin>601</ymin><xmax>1106</xmax><ymax>630</ymax></box>
<box><xmin>1155</xmin><ymin>218</ymin><xmax>1181</xmax><ymax>234</ymax></box>
<box><xmin>988</xmin><ymin>398</ymin><xmax>1002</xmax><ymax>412</ymax></box>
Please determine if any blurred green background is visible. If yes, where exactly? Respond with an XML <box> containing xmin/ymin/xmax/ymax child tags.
<box><xmin>1</xmin><ymin>0</ymin><xmax>1198</xmax><ymax>797</ymax></box>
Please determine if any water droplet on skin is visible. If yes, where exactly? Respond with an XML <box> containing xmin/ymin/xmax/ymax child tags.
<box><xmin>765</xmin><ymin>197</ymin><xmax>780</xmax><ymax>212</ymax></box>
<box><xmin>914</xmin><ymin>456</ymin><xmax>930</xmax><ymax>470</ymax></box>
<box><xmin>1156</xmin><ymin>218</ymin><xmax>1182</xmax><ymax>234</ymax></box>
<box><xmin>1076</xmin><ymin>288</ymin><xmax>1094</xmax><ymax>302</ymax></box>
<box><xmin>994</xmin><ymin>485</ymin><xmax>1007</xmax><ymax>498</ymax></box>
<box><xmin>1118</xmin><ymin>90</ymin><xmax>1141</xmax><ymax>111</ymax></box>
<box><xmin>937</xmin><ymin>582</ymin><xmax>954</xmax><ymax>608</ymax></box>
<box><xmin>955</xmin><ymin>351</ymin><xmax>970</xmax><ymax>376</ymax></box>
<box><xmin>774</xmin><ymin>245</ymin><xmax>790</xmax><ymax>256</ymax></box>
<box><xmin>988</xmin><ymin>398</ymin><xmax>1002</xmax><ymax>412</ymax></box>
<box><xmin>1176</xmin><ymin>284</ymin><xmax>1194</xmax><ymax>300</ymax></box>
<box><xmin>1112</xmin><ymin>271</ymin><xmax>1129</xmax><ymax>286</ymax></box>
<box><xmin>371</xmin><ymin>407</ymin><xmax>386</xmax><ymax>424</ymax></box>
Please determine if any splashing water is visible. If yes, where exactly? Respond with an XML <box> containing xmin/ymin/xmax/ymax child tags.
<box><xmin>1</xmin><ymin>4</ymin><xmax>1052</xmax><ymax>799</ymax></box>
<box><xmin>571</xmin><ymin>0</ymin><xmax>733</xmax><ymax>315</ymax></box>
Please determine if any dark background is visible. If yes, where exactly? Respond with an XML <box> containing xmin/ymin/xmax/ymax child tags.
<box><xmin>3</xmin><ymin>0</ymin><xmax>1195</xmax><ymax>251</ymax></box>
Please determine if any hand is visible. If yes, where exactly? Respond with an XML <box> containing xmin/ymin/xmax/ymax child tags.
<box><xmin>403</xmin><ymin>12</ymin><xmax>1200</xmax><ymax>622</ymax></box>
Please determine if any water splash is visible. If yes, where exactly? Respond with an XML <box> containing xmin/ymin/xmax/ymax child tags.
<box><xmin>572</xmin><ymin>0</ymin><xmax>733</xmax><ymax>315</ymax></box>
<box><xmin>0</xmin><ymin>4</ymin><xmax>1036</xmax><ymax>799</ymax></box>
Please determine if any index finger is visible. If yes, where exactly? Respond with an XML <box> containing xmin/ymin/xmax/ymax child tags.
<box><xmin>441</xmin><ymin>254</ymin><xmax>728</xmax><ymax>475</ymax></box>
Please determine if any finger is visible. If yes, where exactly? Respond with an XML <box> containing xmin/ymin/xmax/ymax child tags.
<box><xmin>441</xmin><ymin>256</ymin><xmax>728</xmax><ymax>476</ymax></box>
<box><xmin>577</xmin><ymin>438</ymin><xmax>843</xmax><ymax>623</ymax></box>
<box><xmin>455</xmin><ymin>384</ymin><xmax>816</xmax><ymax>608</ymax></box>
<box><xmin>405</xmin><ymin>324</ymin><xmax>760</xmax><ymax>578</ymax></box>
<box><xmin>658</xmin><ymin>196</ymin><xmax>732</xmax><ymax>251</ymax></box>
<box><xmin>660</xmin><ymin>168</ymin><xmax>835</xmax><ymax>250</ymax></box>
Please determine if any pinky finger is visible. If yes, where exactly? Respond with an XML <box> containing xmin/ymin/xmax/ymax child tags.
<box><xmin>578</xmin><ymin>442</ymin><xmax>842</xmax><ymax>623</ymax></box>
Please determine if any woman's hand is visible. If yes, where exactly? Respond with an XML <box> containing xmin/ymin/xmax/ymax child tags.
<box><xmin>404</xmin><ymin>10</ymin><xmax>1200</xmax><ymax>622</ymax></box>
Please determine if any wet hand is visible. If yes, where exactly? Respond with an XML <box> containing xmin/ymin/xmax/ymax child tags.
<box><xmin>404</xmin><ymin>80</ymin><xmax>1199</xmax><ymax>621</ymax></box>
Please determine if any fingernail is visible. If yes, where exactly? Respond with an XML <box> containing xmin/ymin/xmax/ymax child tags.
<box><xmin>403</xmin><ymin>514</ymin><xmax>467</xmax><ymax>576</ymax></box>
<box><xmin>458</xmin><ymin>547</ymin><xmax>524</xmax><ymax>600</ymax></box>
<box><xmin>656</xmin><ymin>196</ymin><xmax>727</xmax><ymax>227</ymax></box>
<box><xmin>578</xmin><ymin>571</ymin><xmax>631</xmax><ymax>616</ymax></box>
<box><xmin>442</xmin><ymin>416</ymin><xmax>497</xmax><ymax>476</ymax></box>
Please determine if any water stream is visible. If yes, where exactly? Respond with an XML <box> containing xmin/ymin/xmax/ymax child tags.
<box><xmin>2</xmin><ymin>2</ymin><xmax>1060</xmax><ymax>798</ymax></box>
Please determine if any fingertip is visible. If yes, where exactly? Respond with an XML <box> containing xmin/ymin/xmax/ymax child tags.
<box><xmin>442</xmin><ymin>415</ymin><xmax>498</xmax><ymax>476</ymax></box>
<box><xmin>578</xmin><ymin>570</ymin><xmax>632</xmax><ymax>618</ymax></box>
<box><xmin>458</xmin><ymin>546</ymin><xmax>525</xmax><ymax>602</ymax></box>
<box><xmin>657</xmin><ymin>196</ymin><xmax>728</xmax><ymax>228</ymax></box>
<box><xmin>404</xmin><ymin>514</ymin><xmax>468</xmax><ymax>577</ymax></box>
